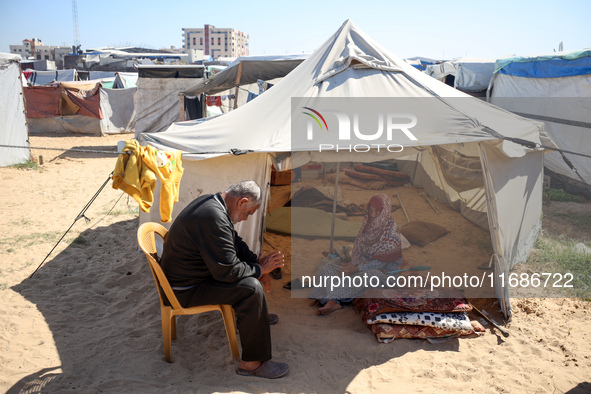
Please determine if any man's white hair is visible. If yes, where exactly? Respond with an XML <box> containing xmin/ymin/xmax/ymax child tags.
<box><xmin>225</xmin><ymin>180</ymin><xmax>262</xmax><ymax>205</ymax></box>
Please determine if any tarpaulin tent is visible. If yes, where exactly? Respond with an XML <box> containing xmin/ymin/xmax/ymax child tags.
<box><xmin>113</xmin><ymin>72</ymin><xmax>138</xmax><ymax>89</ymax></box>
<box><xmin>139</xmin><ymin>20</ymin><xmax>548</xmax><ymax>318</ymax></box>
<box><xmin>182</xmin><ymin>54</ymin><xmax>308</xmax><ymax>96</ymax></box>
<box><xmin>25</xmin><ymin>69</ymin><xmax>77</xmax><ymax>86</ymax></box>
<box><xmin>0</xmin><ymin>53</ymin><xmax>29</xmax><ymax>166</ymax></box>
<box><xmin>404</xmin><ymin>57</ymin><xmax>441</xmax><ymax>71</ymax></box>
<box><xmin>488</xmin><ymin>49</ymin><xmax>591</xmax><ymax>186</ymax></box>
<box><xmin>24</xmin><ymin>80</ymin><xmax>136</xmax><ymax>135</ymax></box>
<box><xmin>179</xmin><ymin>55</ymin><xmax>307</xmax><ymax>116</ymax></box>
<box><xmin>133</xmin><ymin>65</ymin><xmax>205</xmax><ymax>138</ymax></box>
<box><xmin>425</xmin><ymin>57</ymin><xmax>496</xmax><ymax>93</ymax></box>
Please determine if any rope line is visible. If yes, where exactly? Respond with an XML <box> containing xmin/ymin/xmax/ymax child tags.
<box><xmin>0</xmin><ymin>144</ymin><xmax>252</xmax><ymax>156</ymax></box>
<box><xmin>3</xmin><ymin>136</ymin><xmax>591</xmax><ymax>160</ymax></box>
<box><xmin>29</xmin><ymin>172</ymin><xmax>114</xmax><ymax>279</ymax></box>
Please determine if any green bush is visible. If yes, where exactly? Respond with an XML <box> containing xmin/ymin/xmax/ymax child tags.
<box><xmin>548</xmin><ymin>188</ymin><xmax>584</xmax><ymax>203</ymax></box>
<box><xmin>10</xmin><ymin>158</ymin><xmax>39</xmax><ymax>170</ymax></box>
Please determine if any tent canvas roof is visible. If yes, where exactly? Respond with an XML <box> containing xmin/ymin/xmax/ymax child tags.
<box><xmin>182</xmin><ymin>54</ymin><xmax>308</xmax><ymax>96</ymax></box>
<box><xmin>494</xmin><ymin>48</ymin><xmax>591</xmax><ymax>77</ymax></box>
<box><xmin>142</xmin><ymin>20</ymin><xmax>544</xmax><ymax>159</ymax></box>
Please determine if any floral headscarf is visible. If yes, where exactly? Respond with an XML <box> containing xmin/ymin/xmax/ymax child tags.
<box><xmin>352</xmin><ymin>193</ymin><xmax>402</xmax><ymax>267</ymax></box>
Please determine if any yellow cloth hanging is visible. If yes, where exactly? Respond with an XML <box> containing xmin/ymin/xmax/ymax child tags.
<box><xmin>112</xmin><ymin>139</ymin><xmax>157</xmax><ymax>213</ymax></box>
<box><xmin>142</xmin><ymin>145</ymin><xmax>184</xmax><ymax>223</ymax></box>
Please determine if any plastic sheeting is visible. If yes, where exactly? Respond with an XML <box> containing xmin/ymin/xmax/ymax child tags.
<box><xmin>489</xmin><ymin>53</ymin><xmax>591</xmax><ymax>184</ymax></box>
<box><xmin>99</xmin><ymin>87</ymin><xmax>137</xmax><ymax>134</ymax></box>
<box><xmin>182</xmin><ymin>54</ymin><xmax>307</xmax><ymax>96</ymax></box>
<box><xmin>425</xmin><ymin>57</ymin><xmax>495</xmax><ymax>92</ymax></box>
<box><xmin>0</xmin><ymin>53</ymin><xmax>29</xmax><ymax>166</ymax></box>
<box><xmin>24</xmin><ymin>82</ymin><xmax>102</xmax><ymax>119</ymax></box>
<box><xmin>137</xmin><ymin>65</ymin><xmax>204</xmax><ymax>79</ymax></box>
<box><xmin>113</xmin><ymin>72</ymin><xmax>138</xmax><ymax>88</ymax></box>
<box><xmin>24</xmin><ymin>82</ymin><xmax>136</xmax><ymax>135</ymax></box>
<box><xmin>134</xmin><ymin>77</ymin><xmax>200</xmax><ymax>137</ymax></box>
<box><xmin>26</xmin><ymin>69</ymin><xmax>77</xmax><ymax>86</ymax></box>
<box><xmin>494</xmin><ymin>48</ymin><xmax>591</xmax><ymax>76</ymax></box>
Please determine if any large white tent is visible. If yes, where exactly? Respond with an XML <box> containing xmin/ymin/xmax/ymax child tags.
<box><xmin>139</xmin><ymin>20</ymin><xmax>548</xmax><ymax>317</ymax></box>
<box><xmin>488</xmin><ymin>49</ymin><xmax>591</xmax><ymax>187</ymax></box>
<box><xmin>0</xmin><ymin>53</ymin><xmax>30</xmax><ymax>166</ymax></box>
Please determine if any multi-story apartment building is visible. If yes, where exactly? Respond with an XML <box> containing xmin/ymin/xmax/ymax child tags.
<box><xmin>9</xmin><ymin>38</ymin><xmax>70</xmax><ymax>62</ymax></box>
<box><xmin>182</xmin><ymin>25</ymin><xmax>249</xmax><ymax>59</ymax></box>
<box><xmin>9</xmin><ymin>38</ymin><xmax>40</xmax><ymax>59</ymax></box>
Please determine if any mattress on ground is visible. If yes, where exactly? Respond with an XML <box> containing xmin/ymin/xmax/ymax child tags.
<box><xmin>265</xmin><ymin>207</ymin><xmax>362</xmax><ymax>240</ymax></box>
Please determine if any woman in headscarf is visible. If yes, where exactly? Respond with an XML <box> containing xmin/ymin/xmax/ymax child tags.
<box><xmin>309</xmin><ymin>193</ymin><xmax>403</xmax><ymax>315</ymax></box>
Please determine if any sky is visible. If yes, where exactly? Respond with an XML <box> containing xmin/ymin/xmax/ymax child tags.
<box><xmin>1</xmin><ymin>0</ymin><xmax>590</xmax><ymax>61</ymax></box>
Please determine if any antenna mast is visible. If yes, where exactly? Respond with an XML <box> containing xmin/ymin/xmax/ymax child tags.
<box><xmin>72</xmin><ymin>0</ymin><xmax>80</xmax><ymax>52</ymax></box>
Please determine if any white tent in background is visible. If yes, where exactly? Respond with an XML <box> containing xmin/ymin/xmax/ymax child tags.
<box><xmin>425</xmin><ymin>57</ymin><xmax>496</xmax><ymax>93</ymax></box>
<box><xmin>25</xmin><ymin>69</ymin><xmax>77</xmax><ymax>86</ymax></box>
<box><xmin>139</xmin><ymin>20</ymin><xmax>549</xmax><ymax>317</ymax></box>
<box><xmin>0</xmin><ymin>53</ymin><xmax>30</xmax><ymax>166</ymax></box>
<box><xmin>133</xmin><ymin>65</ymin><xmax>205</xmax><ymax>138</ymax></box>
<box><xmin>113</xmin><ymin>72</ymin><xmax>138</xmax><ymax>89</ymax></box>
<box><xmin>488</xmin><ymin>49</ymin><xmax>591</xmax><ymax>187</ymax></box>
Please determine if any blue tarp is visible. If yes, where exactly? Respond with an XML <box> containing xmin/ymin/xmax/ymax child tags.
<box><xmin>495</xmin><ymin>49</ymin><xmax>591</xmax><ymax>78</ymax></box>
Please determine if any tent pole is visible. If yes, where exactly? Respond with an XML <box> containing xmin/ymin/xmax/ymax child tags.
<box><xmin>329</xmin><ymin>162</ymin><xmax>340</xmax><ymax>253</ymax></box>
<box><xmin>178</xmin><ymin>93</ymin><xmax>185</xmax><ymax>121</ymax></box>
<box><xmin>233</xmin><ymin>61</ymin><xmax>243</xmax><ymax>110</ymax></box>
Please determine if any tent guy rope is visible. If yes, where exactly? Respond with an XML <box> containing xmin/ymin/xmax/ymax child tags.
<box><xmin>29</xmin><ymin>172</ymin><xmax>114</xmax><ymax>278</ymax></box>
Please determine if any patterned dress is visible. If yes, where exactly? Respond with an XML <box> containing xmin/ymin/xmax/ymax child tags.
<box><xmin>309</xmin><ymin>194</ymin><xmax>403</xmax><ymax>305</ymax></box>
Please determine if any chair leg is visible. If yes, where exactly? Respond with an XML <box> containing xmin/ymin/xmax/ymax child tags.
<box><xmin>220</xmin><ymin>305</ymin><xmax>241</xmax><ymax>367</ymax></box>
<box><xmin>171</xmin><ymin>315</ymin><xmax>177</xmax><ymax>340</ymax></box>
<box><xmin>161</xmin><ymin>308</ymin><xmax>173</xmax><ymax>363</ymax></box>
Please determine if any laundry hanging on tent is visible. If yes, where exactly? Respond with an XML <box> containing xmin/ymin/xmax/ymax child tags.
<box><xmin>247</xmin><ymin>91</ymin><xmax>258</xmax><ymax>102</ymax></box>
<box><xmin>206</xmin><ymin>96</ymin><xmax>222</xmax><ymax>106</ymax></box>
<box><xmin>142</xmin><ymin>145</ymin><xmax>184</xmax><ymax>223</ymax></box>
<box><xmin>112</xmin><ymin>139</ymin><xmax>184</xmax><ymax>223</ymax></box>
<box><xmin>257</xmin><ymin>79</ymin><xmax>274</xmax><ymax>95</ymax></box>
<box><xmin>112</xmin><ymin>139</ymin><xmax>156</xmax><ymax>213</ymax></box>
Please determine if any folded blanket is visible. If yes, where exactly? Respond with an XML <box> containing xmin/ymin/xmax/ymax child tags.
<box><xmin>369</xmin><ymin>323</ymin><xmax>472</xmax><ymax>343</ymax></box>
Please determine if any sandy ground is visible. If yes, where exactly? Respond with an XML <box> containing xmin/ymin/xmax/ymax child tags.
<box><xmin>1</xmin><ymin>134</ymin><xmax>590</xmax><ymax>393</ymax></box>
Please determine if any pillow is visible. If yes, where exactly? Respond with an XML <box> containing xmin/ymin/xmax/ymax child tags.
<box><xmin>400</xmin><ymin>221</ymin><xmax>448</xmax><ymax>247</ymax></box>
<box><xmin>367</xmin><ymin>311</ymin><xmax>473</xmax><ymax>332</ymax></box>
<box><xmin>353</xmin><ymin>288</ymin><xmax>472</xmax><ymax>321</ymax></box>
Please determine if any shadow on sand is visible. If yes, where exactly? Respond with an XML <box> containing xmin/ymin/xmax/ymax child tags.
<box><xmin>10</xmin><ymin>219</ymin><xmax>464</xmax><ymax>393</ymax></box>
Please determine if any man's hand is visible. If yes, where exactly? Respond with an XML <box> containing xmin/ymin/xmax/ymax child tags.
<box><xmin>258</xmin><ymin>251</ymin><xmax>285</xmax><ymax>275</ymax></box>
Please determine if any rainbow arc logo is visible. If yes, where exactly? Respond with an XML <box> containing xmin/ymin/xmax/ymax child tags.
<box><xmin>302</xmin><ymin>107</ymin><xmax>329</xmax><ymax>132</ymax></box>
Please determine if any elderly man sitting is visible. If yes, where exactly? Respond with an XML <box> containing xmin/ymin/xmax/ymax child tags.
<box><xmin>160</xmin><ymin>180</ymin><xmax>288</xmax><ymax>379</ymax></box>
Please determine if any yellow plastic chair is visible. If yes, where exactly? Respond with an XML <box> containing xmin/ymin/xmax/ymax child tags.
<box><xmin>137</xmin><ymin>222</ymin><xmax>240</xmax><ymax>365</ymax></box>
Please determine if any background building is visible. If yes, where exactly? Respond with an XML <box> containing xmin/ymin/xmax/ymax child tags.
<box><xmin>182</xmin><ymin>25</ymin><xmax>249</xmax><ymax>59</ymax></box>
<box><xmin>9</xmin><ymin>38</ymin><xmax>38</xmax><ymax>59</ymax></box>
<box><xmin>9</xmin><ymin>38</ymin><xmax>70</xmax><ymax>64</ymax></box>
